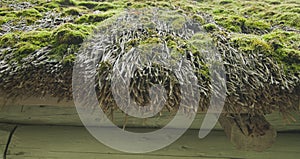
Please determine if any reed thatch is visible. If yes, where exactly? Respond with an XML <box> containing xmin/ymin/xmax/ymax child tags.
<box><xmin>0</xmin><ymin>0</ymin><xmax>299</xmax><ymax>121</ymax></box>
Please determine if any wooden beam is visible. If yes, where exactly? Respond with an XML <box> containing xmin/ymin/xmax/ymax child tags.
<box><xmin>0</xmin><ymin>124</ymin><xmax>16</xmax><ymax>159</ymax></box>
<box><xmin>5</xmin><ymin>126</ymin><xmax>300</xmax><ymax>159</ymax></box>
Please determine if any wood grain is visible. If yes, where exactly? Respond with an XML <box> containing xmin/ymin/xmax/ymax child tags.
<box><xmin>1</xmin><ymin>104</ymin><xmax>300</xmax><ymax>131</ymax></box>
<box><xmin>0</xmin><ymin>124</ymin><xmax>16</xmax><ymax>159</ymax></box>
<box><xmin>5</xmin><ymin>126</ymin><xmax>300</xmax><ymax>159</ymax></box>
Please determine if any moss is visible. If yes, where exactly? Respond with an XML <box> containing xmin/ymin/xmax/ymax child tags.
<box><xmin>216</xmin><ymin>15</ymin><xmax>271</xmax><ymax>34</ymax></box>
<box><xmin>215</xmin><ymin>15</ymin><xmax>246</xmax><ymax>32</ymax></box>
<box><xmin>77</xmin><ymin>1</ymin><xmax>99</xmax><ymax>9</ymax></box>
<box><xmin>140</xmin><ymin>37</ymin><xmax>162</xmax><ymax>45</ymax></box>
<box><xmin>75</xmin><ymin>11</ymin><xmax>115</xmax><ymax>24</ymax></box>
<box><xmin>49</xmin><ymin>23</ymin><xmax>94</xmax><ymax>61</ymax></box>
<box><xmin>63</xmin><ymin>7</ymin><xmax>85</xmax><ymax>16</ymax></box>
<box><xmin>192</xmin><ymin>14</ymin><xmax>205</xmax><ymax>25</ymax></box>
<box><xmin>230</xmin><ymin>34</ymin><xmax>273</xmax><ymax>54</ymax></box>
<box><xmin>62</xmin><ymin>54</ymin><xmax>76</xmax><ymax>64</ymax></box>
<box><xmin>0</xmin><ymin>11</ymin><xmax>16</xmax><ymax>16</ymax></box>
<box><xmin>53</xmin><ymin>28</ymin><xmax>85</xmax><ymax>45</ymax></box>
<box><xmin>171</xmin><ymin>17</ymin><xmax>186</xmax><ymax>30</ymax></box>
<box><xmin>0</xmin><ymin>15</ymin><xmax>17</xmax><ymax>25</ymax></box>
<box><xmin>1</xmin><ymin>33</ymin><xmax>16</xmax><ymax>47</ymax></box>
<box><xmin>49</xmin><ymin>44</ymin><xmax>78</xmax><ymax>61</ymax></box>
<box><xmin>57</xmin><ymin>0</ymin><xmax>77</xmax><ymax>6</ymax></box>
<box><xmin>276</xmin><ymin>12</ymin><xmax>300</xmax><ymax>28</ymax></box>
<box><xmin>20</xmin><ymin>31</ymin><xmax>52</xmax><ymax>47</ymax></box>
<box><xmin>94</xmin><ymin>2</ymin><xmax>118</xmax><ymax>11</ymax></box>
<box><xmin>16</xmin><ymin>8</ymin><xmax>42</xmax><ymax>18</ymax></box>
<box><xmin>42</xmin><ymin>1</ymin><xmax>60</xmax><ymax>9</ymax></box>
<box><xmin>0</xmin><ymin>7</ymin><xmax>12</xmax><ymax>12</ymax></box>
<box><xmin>230</xmin><ymin>31</ymin><xmax>300</xmax><ymax>74</ymax></box>
<box><xmin>266</xmin><ymin>0</ymin><xmax>281</xmax><ymax>5</ymax></box>
<box><xmin>129</xmin><ymin>2</ymin><xmax>147</xmax><ymax>9</ymax></box>
<box><xmin>33</xmin><ymin>6</ymin><xmax>50</xmax><ymax>12</ymax></box>
<box><xmin>262</xmin><ymin>30</ymin><xmax>300</xmax><ymax>73</ymax></box>
<box><xmin>242</xmin><ymin>6</ymin><xmax>266</xmax><ymax>16</ymax></box>
<box><xmin>262</xmin><ymin>30</ymin><xmax>299</xmax><ymax>50</ymax></box>
<box><xmin>150</xmin><ymin>1</ymin><xmax>170</xmax><ymax>8</ymax></box>
<box><xmin>203</xmin><ymin>23</ymin><xmax>218</xmax><ymax>32</ymax></box>
<box><xmin>244</xmin><ymin>20</ymin><xmax>271</xmax><ymax>32</ymax></box>
<box><xmin>219</xmin><ymin>0</ymin><xmax>233</xmax><ymax>5</ymax></box>
<box><xmin>14</xmin><ymin>42</ymin><xmax>41</xmax><ymax>61</ymax></box>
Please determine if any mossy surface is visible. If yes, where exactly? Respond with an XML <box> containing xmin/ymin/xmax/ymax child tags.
<box><xmin>0</xmin><ymin>0</ymin><xmax>299</xmax><ymax>117</ymax></box>
<box><xmin>0</xmin><ymin>0</ymin><xmax>299</xmax><ymax>74</ymax></box>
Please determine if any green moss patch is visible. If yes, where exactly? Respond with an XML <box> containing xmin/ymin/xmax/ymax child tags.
<box><xmin>16</xmin><ymin>8</ymin><xmax>42</xmax><ymax>18</ymax></box>
<box><xmin>215</xmin><ymin>15</ymin><xmax>271</xmax><ymax>34</ymax></box>
<box><xmin>14</xmin><ymin>42</ymin><xmax>41</xmax><ymax>61</ymax></box>
<box><xmin>230</xmin><ymin>34</ymin><xmax>273</xmax><ymax>53</ymax></box>
<box><xmin>0</xmin><ymin>32</ymin><xmax>19</xmax><ymax>48</ymax></box>
<box><xmin>75</xmin><ymin>11</ymin><xmax>116</xmax><ymax>24</ymax></box>
<box><xmin>77</xmin><ymin>1</ymin><xmax>99</xmax><ymax>9</ymax></box>
<box><xmin>203</xmin><ymin>23</ymin><xmax>218</xmax><ymax>32</ymax></box>
<box><xmin>57</xmin><ymin>0</ymin><xmax>77</xmax><ymax>6</ymax></box>
<box><xmin>52</xmin><ymin>23</ymin><xmax>94</xmax><ymax>44</ymax></box>
<box><xmin>63</xmin><ymin>7</ymin><xmax>86</xmax><ymax>16</ymax></box>
<box><xmin>20</xmin><ymin>31</ymin><xmax>52</xmax><ymax>47</ymax></box>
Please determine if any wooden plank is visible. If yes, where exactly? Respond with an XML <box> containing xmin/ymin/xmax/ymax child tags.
<box><xmin>0</xmin><ymin>104</ymin><xmax>211</xmax><ymax>128</ymax></box>
<box><xmin>1</xmin><ymin>105</ymin><xmax>300</xmax><ymax>131</ymax></box>
<box><xmin>0</xmin><ymin>96</ymin><xmax>74</xmax><ymax>108</ymax></box>
<box><xmin>0</xmin><ymin>105</ymin><xmax>80</xmax><ymax>126</ymax></box>
<box><xmin>6</xmin><ymin>125</ymin><xmax>300</xmax><ymax>159</ymax></box>
<box><xmin>0</xmin><ymin>124</ymin><xmax>16</xmax><ymax>159</ymax></box>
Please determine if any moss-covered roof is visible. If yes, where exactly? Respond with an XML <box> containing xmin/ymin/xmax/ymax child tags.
<box><xmin>0</xmin><ymin>0</ymin><xmax>299</xmax><ymax>118</ymax></box>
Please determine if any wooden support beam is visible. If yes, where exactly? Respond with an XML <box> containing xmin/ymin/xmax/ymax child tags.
<box><xmin>218</xmin><ymin>114</ymin><xmax>277</xmax><ymax>151</ymax></box>
<box><xmin>4</xmin><ymin>126</ymin><xmax>300</xmax><ymax>159</ymax></box>
<box><xmin>0</xmin><ymin>124</ymin><xmax>16</xmax><ymax>159</ymax></box>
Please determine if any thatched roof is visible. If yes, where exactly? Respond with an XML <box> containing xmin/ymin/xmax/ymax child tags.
<box><xmin>0</xmin><ymin>0</ymin><xmax>299</xmax><ymax>118</ymax></box>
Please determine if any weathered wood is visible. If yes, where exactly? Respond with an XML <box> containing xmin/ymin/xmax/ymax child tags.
<box><xmin>218</xmin><ymin>114</ymin><xmax>277</xmax><ymax>151</ymax></box>
<box><xmin>5</xmin><ymin>126</ymin><xmax>300</xmax><ymax>159</ymax></box>
<box><xmin>0</xmin><ymin>124</ymin><xmax>16</xmax><ymax>159</ymax></box>
<box><xmin>1</xmin><ymin>104</ymin><xmax>300</xmax><ymax>131</ymax></box>
<box><xmin>0</xmin><ymin>96</ymin><xmax>73</xmax><ymax>108</ymax></box>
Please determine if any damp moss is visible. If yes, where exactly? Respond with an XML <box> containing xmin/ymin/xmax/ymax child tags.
<box><xmin>230</xmin><ymin>34</ymin><xmax>273</xmax><ymax>54</ymax></box>
<box><xmin>57</xmin><ymin>0</ymin><xmax>77</xmax><ymax>6</ymax></box>
<box><xmin>0</xmin><ymin>0</ymin><xmax>299</xmax><ymax>71</ymax></box>
<box><xmin>231</xmin><ymin>31</ymin><xmax>300</xmax><ymax>74</ymax></box>
<box><xmin>215</xmin><ymin>15</ymin><xmax>246</xmax><ymax>32</ymax></box>
<box><xmin>49</xmin><ymin>44</ymin><xmax>79</xmax><ymax>62</ymax></box>
<box><xmin>62</xmin><ymin>54</ymin><xmax>76</xmax><ymax>64</ymax></box>
<box><xmin>275</xmin><ymin>12</ymin><xmax>300</xmax><ymax>28</ymax></box>
<box><xmin>215</xmin><ymin>15</ymin><xmax>271</xmax><ymax>34</ymax></box>
<box><xmin>48</xmin><ymin>23</ymin><xmax>95</xmax><ymax>62</ymax></box>
<box><xmin>77</xmin><ymin>1</ymin><xmax>99</xmax><ymax>9</ymax></box>
<box><xmin>192</xmin><ymin>14</ymin><xmax>205</xmax><ymax>25</ymax></box>
<box><xmin>219</xmin><ymin>0</ymin><xmax>233</xmax><ymax>5</ymax></box>
<box><xmin>262</xmin><ymin>30</ymin><xmax>300</xmax><ymax>73</ymax></box>
<box><xmin>262</xmin><ymin>30</ymin><xmax>299</xmax><ymax>51</ymax></box>
<box><xmin>94</xmin><ymin>2</ymin><xmax>120</xmax><ymax>11</ymax></box>
<box><xmin>171</xmin><ymin>17</ymin><xmax>186</xmax><ymax>30</ymax></box>
<box><xmin>14</xmin><ymin>42</ymin><xmax>41</xmax><ymax>60</ymax></box>
<box><xmin>203</xmin><ymin>23</ymin><xmax>218</xmax><ymax>32</ymax></box>
<box><xmin>52</xmin><ymin>23</ymin><xmax>92</xmax><ymax>45</ymax></box>
<box><xmin>42</xmin><ymin>1</ymin><xmax>60</xmax><ymax>9</ymax></box>
<box><xmin>0</xmin><ymin>32</ymin><xmax>19</xmax><ymax>47</ymax></box>
<box><xmin>63</xmin><ymin>7</ymin><xmax>85</xmax><ymax>16</ymax></box>
<box><xmin>140</xmin><ymin>37</ymin><xmax>162</xmax><ymax>45</ymax></box>
<box><xmin>16</xmin><ymin>8</ymin><xmax>42</xmax><ymax>18</ymax></box>
<box><xmin>0</xmin><ymin>15</ymin><xmax>17</xmax><ymax>25</ymax></box>
<box><xmin>20</xmin><ymin>31</ymin><xmax>52</xmax><ymax>47</ymax></box>
<box><xmin>75</xmin><ymin>11</ymin><xmax>116</xmax><ymax>24</ymax></box>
